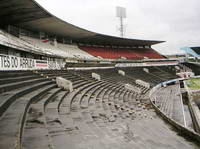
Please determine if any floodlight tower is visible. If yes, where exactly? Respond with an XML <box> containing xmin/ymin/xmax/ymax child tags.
<box><xmin>116</xmin><ymin>6</ymin><xmax>126</xmax><ymax>38</ymax></box>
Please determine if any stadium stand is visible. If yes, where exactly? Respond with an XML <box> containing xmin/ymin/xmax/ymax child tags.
<box><xmin>21</xmin><ymin>35</ymin><xmax>97</xmax><ymax>59</ymax></box>
<box><xmin>79</xmin><ymin>46</ymin><xmax>141</xmax><ymax>59</ymax></box>
<box><xmin>0</xmin><ymin>0</ymin><xmax>200</xmax><ymax>148</ymax></box>
<box><xmin>0</xmin><ymin>68</ymin><xmax>192</xmax><ymax>148</ymax></box>
<box><xmin>57</xmin><ymin>43</ymin><xmax>97</xmax><ymax>60</ymax></box>
<box><xmin>120</xmin><ymin>66</ymin><xmax>178</xmax><ymax>87</ymax></box>
<box><xmin>0</xmin><ymin>29</ymin><xmax>44</xmax><ymax>55</ymax></box>
<box><xmin>0</xmin><ymin>70</ymin><xmax>56</xmax><ymax>148</ymax></box>
<box><xmin>152</xmin><ymin>84</ymin><xmax>186</xmax><ymax>125</ymax></box>
<box><xmin>133</xmin><ymin>48</ymin><xmax>164</xmax><ymax>59</ymax></box>
<box><xmin>182</xmin><ymin>62</ymin><xmax>200</xmax><ymax>75</ymax></box>
<box><xmin>79</xmin><ymin>46</ymin><xmax>164</xmax><ymax>60</ymax></box>
<box><xmin>20</xmin><ymin>36</ymin><xmax>65</xmax><ymax>56</ymax></box>
<box><xmin>0</xmin><ymin>67</ymin><xmax>199</xmax><ymax>148</ymax></box>
<box><xmin>0</xmin><ymin>28</ymin><xmax>165</xmax><ymax>61</ymax></box>
<box><xmin>0</xmin><ymin>30</ymin><xmax>97</xmax><ymax>60</ymax></box>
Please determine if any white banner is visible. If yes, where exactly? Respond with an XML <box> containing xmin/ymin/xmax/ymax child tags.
<box><xmin>115</xmin><ymin>61</ymin><xmax>179</xmax><ymax>67</ymax></box>
<box><xmin>145</xmin><ymin>61</ymin><xmax>179</xmax><ymax>66</ymax></box>
<box><xmin>0</xmin><ymin>54</ymin><xmax>65</xmax><ymax>70</ymax></box>
<box><xmin>115</xmin><ymin>63</ymin><xmax>144</xmax><ymax>67</ymax></box>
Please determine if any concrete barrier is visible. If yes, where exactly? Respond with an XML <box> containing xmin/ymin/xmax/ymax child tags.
<box><xmin>92</xmin><ymin>73</ymin><xmax>101</xmax><ymax>81</ymax></box>
<box><xmin>118</xmin><ymin>70</ymin><xmax>125</xmax><ymax>76</ymax></box>
<box><xmin>143</xmin><ymin>68</ymin><xmax>149</xmax><ymax>73</ymax></box>
<box><xmin>56</xmin><ymin>77</ymin><xmax>73</xmax><ymax>92</ymax></box>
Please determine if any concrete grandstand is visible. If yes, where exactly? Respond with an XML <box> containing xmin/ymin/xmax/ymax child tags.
<box><xmin>0</xmin><ymin>0</ymin><xmax>200</xmax><ymax>149</ymax></box>
<box><xmin>0</xmin><ymin>0</ymin><xmax>165</xmax><ymax>62</ymax></box>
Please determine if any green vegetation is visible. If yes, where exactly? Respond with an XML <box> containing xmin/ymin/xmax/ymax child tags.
<box><xmin>186</xmin><ymin>79</ymin><xmax>200</xmax><ymax>90</ymax></box>
<box><xmin>188</xmin><ymin>59</ymin><xmax>200</xmax><ymax>63</ymax></box>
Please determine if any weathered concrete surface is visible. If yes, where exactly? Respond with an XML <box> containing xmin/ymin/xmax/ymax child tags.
<box><xmin>22</xmin><ymin>91</ymin><xmax>199</xmax><ymax>149</ymax></box>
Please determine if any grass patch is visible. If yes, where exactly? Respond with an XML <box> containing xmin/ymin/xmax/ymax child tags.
<box><xmin>186</xmin><ymin>79</ymin><xmax>200</xmax><ymax>90</ymax></box>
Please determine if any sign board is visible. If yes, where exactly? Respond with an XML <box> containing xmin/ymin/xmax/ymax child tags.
<box><xmin>0</xmin><ymin>54</ymin><xmax>65</xmax><ymax>70</ymax></box>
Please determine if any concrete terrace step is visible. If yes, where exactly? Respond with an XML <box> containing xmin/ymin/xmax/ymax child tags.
<box><xmin>57</xmin><ymin>80</ymin><xmax>94</xmax><ymax>113</ymax></box>
<box><xmin>44</xmin><ymin>91</ymin><xmax>72</xmax><ymax>149</ymax></box>
<box><xmin>62</xmin><ymin>75</ymin><xmax>80</xmax><ymax>80</ymax></box>
<box><xmin>80</xmin><ymin>82</ymin><xmax>110</xmax><ymax>109</ymax></box>
<box><xmin>38</xmin><ymin>72</ymin><xmax>70</xmax><ymax>78</ymax></box>
<box><xmin>65</xmin><ymin>81</ymin><xmax>99</xmax><ymax>114</ymax></box>
<box><xmin>0</xmin><ymin>71</ymin><xmax>34</xmax><ymax>78</ymax></box>
<box><xmin>58</xmin><ymin>80</ymin><xmax>88</xmax><ymax>112</ymax></box>
<box><xmin>22</xmin><ymin>87</ymin><xmax>62</xmax><ymax>149</ymax></box>
<box><xmin>0</xmin><ymin>75</ymin><xmax>40</xmax><ymax>85</ymax></box>
<box><xmin>0</xmin><ymin>83</ymin><xmax>57</xmax><ymax>149</ymax></box>
<box><xmin>0</xmin><ymin>80</ymin><xmax>54</xmax><ymax>118</ymax></box>
<box><xmin>101</xmin><ymin>85</ymin><xmax>122</xmax><ymax>112</ymax></box>
<box><xmin>73</xmin><ymin>80</ymin><xmax>94</xmax><ymax>90</ymax></box>
<box><xmin>44</xmin><ymin>88</ymin><xmax>63</xmax><ymax>109</ymax></box>
<box><xmin>82</xmin><ymin>83</ymin><xmax>113</xmax><ymax>111</ymax></box>
<box><xmin>77</xmin><ymin>81</ymin><xmax>105</xmax><ymax>109</ymax></box>
<box><xmin>72</xmin><ymin>79</ymin><xmax>86</xmax><ymax>85</ymax></box>
<box><xmin>0</xmin><ymin>77</ymin><xmax>50</xmax><ymax>94</ymax></box>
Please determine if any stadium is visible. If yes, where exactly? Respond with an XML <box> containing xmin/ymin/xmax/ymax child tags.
<box><xmin>181</xmin><ymin>47</ymin><xmax>200</xmax><ymax>60</ymax></box>
<box><xmin>0</xmin><ymin>0</ymin><xmax>200</xmax><ymax>149</ymax></box>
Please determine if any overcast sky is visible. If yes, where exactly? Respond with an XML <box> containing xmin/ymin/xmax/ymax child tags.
<box><xmin>35</xmin><ymin>0</ymin><xmax>200</xmax><ymax>55</ymax></box>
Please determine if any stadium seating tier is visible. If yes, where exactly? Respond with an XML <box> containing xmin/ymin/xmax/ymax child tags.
<box><xmin>0</xmin><ymin>67</ymin><xmax>198</xmax><ymax>149</ymax></box>
<box><xmin>79</xmin><ymin>46</ymin><xmax>164</xmax><ymax>60</ymax></box>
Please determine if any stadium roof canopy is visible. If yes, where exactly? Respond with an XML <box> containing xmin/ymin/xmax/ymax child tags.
<box><xmin>0</xmin><ymin>0</ymin><xmax>164</xmax><ymax>47</ymax></box>
<box><xmin>181</xmin><ymin>47</ymin><xmax>200</xmax><ymax>58</ymax></box>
